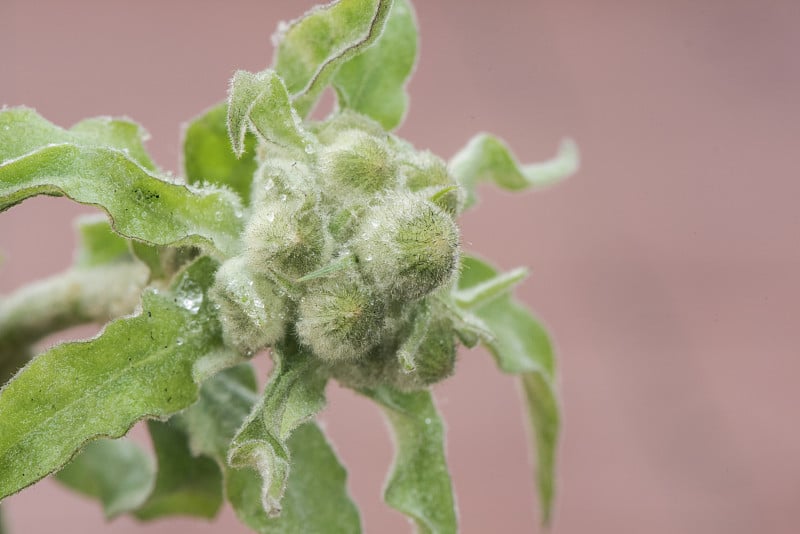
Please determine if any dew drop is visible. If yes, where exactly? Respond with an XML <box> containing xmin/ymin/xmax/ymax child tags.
<box><xmin>266</xmin><ymin>212</ymin><xmax>276</xmax><ymax>222</ymax></box>
<box><xmin>424</xmin><ymin>418</ymin><xmax>432</xmax><ymax>425</ymax></box>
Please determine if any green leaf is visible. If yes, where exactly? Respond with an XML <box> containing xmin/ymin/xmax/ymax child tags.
<box><xmin>333</xmin><ymin>0</ymin><xmax>418</xmax><ymax>130</ymax></box>
<box><xmin>273</xmin><ymin>0</ymin><xmax>393</xmax><ymax>117</ymax></box>
<box><xmin>227</xmin><ymin>70</ymin><xmax>315</xmax><ymax>158</ymax></box>
<box><xmin>0</xmin><ymin>256</ymin><xmax>237</xmax><ymax>500</ymax></box>
<box><xmin>362</xmin><ymin>386</ymin><xmax>457</xmax><ymax>534</ymax></box>
<box><xmin>450</xmin><ymin>134</ymin><xmax>579</xmax><ymax>210</ymax></box>
<box><xmin>227</xmin><ymin>341</ymin><xmax>327</xmax><ymax>517</ymax></box>
<box><xmin>178</xmin><ymin>364</ymin><xmax>362</xmax><ymax>533</ymax></box>
<box><xmin>184</xmin><ymin>103</ymin><xmax>257</xmax><ymax>205</ymax></box>
<box><xmin>0</xmin><ymin>108</ymin><xmax>243</xmax><ymax>258</ymax></box>
<box><xmin>0</xmin><ymin>503</ymin><xmax>7</xmax><ymax>534</ymax></box>
<box><xmin>457</xmin><ymin>255</ymin><xmax>560</xmax><ymax>524</ymax></box>
<box><xmin>74</xmin><ymin>214</ymin><xmax>133</xmax><ymax>267</ymax></box>
<box><xmin>133</xmin><ymin>420</ymin><xmax>223</xmax><ymax>520</ymax></box>
<box><xmin>54</xmin><ymin>439</ymin><xmax>155</xmax><ymax>519</ymax></box>
<box><xmin>451</xmin><ymin>265</ymin><xmax>528</xmax><ymax>310</ymax></box>
<box><xmin>69</xmin><ymin>116</ymin><xmax>157</xmax><ymax>171</ymax></box>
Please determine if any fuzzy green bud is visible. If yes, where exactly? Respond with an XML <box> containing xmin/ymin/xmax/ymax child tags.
<box><xmin>353</xmin><ymin>195</ymin><xmax>460</xmax><ymax>300</ymax></box>
<box><xmin>403</xmin><ymin>151</ymin><xmax>452</xmax><ymax>191</ymax></box>
<box><xmin>209</xmin><ymin>256</ymin><xmax>287</xmax><ymax>355</ymax></box>
<box><xmin>310</xmin><ymin>109</ymin><xmax>386</xmax><ymax>145</ymax></box>
<box><xmin>321</xmin><ymin>130</ymin><xmax>398</xmax><ymax>196</ymax></box>
<box><xmin>250</xmin><ymin>159</ymin><xmax>315</xmax><ymax>207</ymax></box>
<box><xmin>296</xmin><ymin>275</ymin><xmax>386</xmax><ymax>362</ymax></box>
<box><xmin>244</xmin><ymin>199</ymin><xmax>331</xmax><ymax>280</ymax></box>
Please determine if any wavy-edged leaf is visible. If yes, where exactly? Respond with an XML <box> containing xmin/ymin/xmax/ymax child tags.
<box><xmin>227</xmin><ymin>341</ymin><xmax>327</xmax><ymax>518</ymax></box>
<box><xmin>362</xmin><ymin>386</ymin><xmax>457</xmax><ymax>534</ymax></box>
<box><xmin>272</xmin><ymin>0</ymin><xmax>393</xmax><ymax>117</ymax></box>
<box><xmin>0</xmin><ymin>256</ymin><xmax>237</xmax><ymax>499</ymax></box>
<box><xmin>333</xmin><ymin>0</ymin><xmax>418</xmax><ymax>130</ymax></box>
<box><xmin>457</xmin><ymin>255</ymin><xmax>560</xmax><ymax>524</ymax></box>
<box><xmin>184</xmin><ymin>103</ymin><xmax>257</xmax><ymax>205</ymax></box>
<box><xmin>450</xmin><ymin>134</ymin><xmax>579</xmax><ymax>210</ymax></box>
<box><xmin>75</xmin><ymin>214</ymin><xmax>133</xmax><ymax>267</ymax></box>
<box><xmin>133</xmin><ymin>420</ymin><xmax>223</xmax><ymax>520</ymax></box>
<box><xmin>54</xmin><ymin>439</ymin><xmax>155</xmax><ymax>519</ymax></box>
<box><xmin>227</xmin><ymin>70</ymin><xmax>314</xmax><ymax>158</ymax></box>
<box><xmin>0</xmin><ymin>108</ymin><xmax>243</xmax><ymax>258</ymax></box>
<box><xmin>178</xmin><ymin>364</ymin><xmax>361</xmax><ymax>533</ymax></box>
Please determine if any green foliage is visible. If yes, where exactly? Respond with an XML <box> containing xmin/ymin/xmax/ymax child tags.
<box><xmin>0</xmin><ymin>0</ymin><xmax>575</xmax><ymax>531</ymax></box>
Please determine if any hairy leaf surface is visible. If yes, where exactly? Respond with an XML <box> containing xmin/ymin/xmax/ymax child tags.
<box><xmin>133</xmin><ymin>420</ymin><xmax>223</xmax><ymax>520</ymax></box>
<box><xmin>179</xmin><ymin>365</ymin><xmax>361</xmax><ymax>533</ymax></box>
<box><xmin>457</xmin><ymin>255</ymin><xmax>560</xmax><ymax>524</ymax></box>
<box><xmin>0</xmin><ymin>257</ymin><xmax>236</xmax><ymax>499</ymax></box>
<box><xmin>333</xmin><ymin>0</ymin><xmax>418</xmax><ymax>130</ymax></box>
<box><xmin>273</xmin><ymin>0</ymin><xmax>393</xmax><ymax>117</ymax></box>
<box><xmin>450</xmin><ymin>134</ymin><xmax>579</xmax><ymax>210</ymax></box>
<box><xmin>54</xmin><ymin>439</ymin><xmax>155</xmax><ymax>519</ymax></box>
<box><xmin>0</xmin><ymin>108</ymin><xmax>243</xmax><ymax>257</ymax></box>
<box><xmin>184</xmin><ymin>103</ymin><xmax>258</xmax><ymax>205</ymax></box>
<box><xmin>363</xmin><ymin>387</ymin><xmax>457</xmax><ymax>534</ymax></box>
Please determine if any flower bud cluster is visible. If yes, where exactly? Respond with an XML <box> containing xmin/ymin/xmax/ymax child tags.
<box><xmin>211</xmin><ymin>111</ymin><xmax>464</xmax><ymax>389</ymax></box>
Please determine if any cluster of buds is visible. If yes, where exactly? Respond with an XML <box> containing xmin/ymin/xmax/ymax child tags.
<box><xmin>210</xmin><ymin>111</ymin><xmax>463</xmax><ymax>390</ymax></box>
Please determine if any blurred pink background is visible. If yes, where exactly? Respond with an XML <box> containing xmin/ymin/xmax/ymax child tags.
<box><xmin>1</xmin><ymin>1</ymin><xmax>798</xmax><ymax>532</ymax></box>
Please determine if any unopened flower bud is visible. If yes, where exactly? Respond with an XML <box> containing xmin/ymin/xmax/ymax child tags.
<box><xmin>353</xmin><ymin>195</ymin><xmax>459</xmax><ymax>300</ymax></box>
<box><xmin>250</xmin><ymin>159</ymin><xmax>315</xmax><ymax>207</ymax></box>
<box><xmin>244</xmin><ymin>199</ymin><xmax>331</xmax><ymax>280</ymax></box>
<box><xmin>209</xmin><ymin>256</ymin><xmax>287</xmax><ymax>355</ymax></box>
<box><xmin>296</xmin><ymin>275</ymin><xmax>386</xmax><ymax>362</ymax></box>
<box><xmin>321</xmin><ymin>130</ymin><xmax>398</xmax><ymax>196</ymax></box>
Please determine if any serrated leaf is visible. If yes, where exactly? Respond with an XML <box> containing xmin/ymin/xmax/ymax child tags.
<box><xmin>273</xmin><ymin>0</ymin><xmax>393</xmax><ymax>117</ymax></box>
<box><xmin>133</xmin><ymin>420</ymin><xmax>223</xmax><ymax>520</ymax></box>
<box><xmin>75</xmin><ymin>214</ymin><xmax>133</xmax><ymax>268</ymax></box>
<box><xmin>227</xmin><ymin>341</ymin><xmax>327</xmax><ymax>518</ymax></box>
<box><xmin>178</xmin><ymin>364</ymin><xmax>362</xmax><ymax>533</ymax></box>
<box><xmin>0</xmin><ymin>108</ymin><xmax>243</xmax><ymax>258</ymax></box>
<box><xmin>457</xmin><ymin>255</ymin><xmax>560</xmax><ymax>524</ymax></box>
<box><xmin>333</xmin><ymin>0</ymin><xmax>418</xmax><ymax>130</ymax></box>
<box><xmin>362</xmin><ymin>386</ymin><xmax>457</xmax><ymax>534</ymax></box>
<box><xmin>54</xmin><ymin>438</ymin><xmax>155</xmax><ymax>519</ymax></box>
<box><xmin>0</xmin><ymin>256</ymin><xmax>238</xmax><ymax>500</ymax></box>
<box><xmin>450</xmin><ymin>134</ymin><xmax>579</xmax><ymax>210</ymax></box>
<box><xmin>227</xmin><ymin>70</ymin><xmax>314</xmax><ymax>158</ymax></box>
<box><xmin>184</xmin><ymin>103</ymin><xmax>257</xmax><ymax>205</ymax></box>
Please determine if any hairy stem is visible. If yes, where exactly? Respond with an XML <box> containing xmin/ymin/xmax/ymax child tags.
<box><xmin>0</xmin><ymin>262</ymin><xmax>149</xmax><ymax>354</ymax></box>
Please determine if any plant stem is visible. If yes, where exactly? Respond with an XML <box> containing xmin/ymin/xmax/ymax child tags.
<box><xmin>0</xmin><ymin>262</ymin><xmax>148</xmax><ymax>354</ymax></box>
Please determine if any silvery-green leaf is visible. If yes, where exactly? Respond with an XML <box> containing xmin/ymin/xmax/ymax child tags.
<box><xmin>0</xmin><ymin>257</ymin><xmax>237</xmax><ymax>500</ymax></box>
<box><xmin>457</xmin><ymin>255</ymin><xmax>560</xmax><ymax>524</ymax></box>
<box><xmin>184</xmin><ymin>103</ymin><xmax>257</xmax><ymax>205</ymax></box>
<box><xmin>0</xmin><ymin>108</ymin><xmax>243</xmax><ymax>258</ymax></box>
<box><xmin>333</xmin><ymin>0</ymin><xmax>418</xmax><ymax>130</ymax></box>
<box><xmin>133</xmin><ymin>420</ymin><xmax>223</xmax><ymax>520</ymax></box>
<box><xmin>178</xmin><ymin>365</ymin><xmax>362</xmax><ymax>533</ymax></box>
<box><xmin>273</xmin><ymin>0</ymin><xmax>393</xmax><ymax>117</ymax></box>
<box><xmin>450</xmin><ymin>134</ymin><xmax>579</xmax><ymax>210</ymax></box>
<box><xmin>227</xmin><ymin>341</ymin><xmax>327</xmax><ymax>517</ymax></box>
<box><xmin>227</xmin><ymin>70</ymin><xmax>314</xmax><ymax>159</ymax></box>
<box><xmin>54</xmin><ymin>439</ymin><xmax>155</xmax><ymax>519</ymax></box>
<box><xmin>362</xmin><ymin>386</ymin><xmax>457</xmax><ymax>534</ymax></box>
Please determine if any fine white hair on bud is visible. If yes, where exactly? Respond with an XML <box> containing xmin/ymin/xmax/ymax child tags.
<box><xmin>250</xmin><ymin>158</ymin><xmax>316</xmax><ymax>208</ymax></box>
<box><xmin>296</xmin><ymin>275</ymin><xmax>386</xmax><ymax>363</ymax></box>
<box><xmin>310</xmin><ymin>109</ymin><xmax>386</xmax><ymax>145</ymax></box>
<box><xmin>320</xmin><ymin>129</ymin><xmax>398</xmax><ymax>196</ymax></box>
<box><xmin>244</xmin><ymin>198</ymin><xmax>332</xmax><ymax>280</ymax></box>
<box><xmin>353</xmin><ymin>194</ymin><xmax>460</xmax><ymax>301</ymax></box>
<box><xmin>402</xmin><ymin>150</ymin><xmax>452</xmax><ymax>191</ymax></box>
<box><xmin>209</xmin><ymin>256</ymin><xmax>287</xmax><ymax>355</ymax></box>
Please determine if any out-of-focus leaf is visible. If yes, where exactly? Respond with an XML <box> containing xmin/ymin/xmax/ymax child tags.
<box><xmin>227</xmin><ymin>70</ymin><xmax>314</xmax><ymax>158</ymax></box>
<box><xmin>54</xmin><ymin>439</ymin><xmax>155</xmax><ymax>519</ymax></box>
<box><xmin>333</xmin><ymin>0</ymin><xmax>418</xmax><ymax>130</ymax></box>
<box><xmin>273</xmin><ymin>0</ymin><xmax>393</xmax><ymax>117</ymax></box>
<box><xmin>133</xmin><ymin>420</ymin><xmax>223</xmax><ymax>520</ymax></box>
<box><xmin>0</xmin><ymin>257</ymin><xmax>238</xmax><ymax>500</ymax></box>
<box><xmin>183</xmin><ymin>103</ymin><xmax>258</xmax><ymax>205</ymax></box>
<box><xmin>451</xmin><ymin>265</ymin><xmax>528</xmax><ymax>310</ymax></box>
<box><xmin>74</xmin><ymin>214</ymin><xmax>133</xmax><ymax>267</ymax></box>
<box><xmin>362</xmin><ymin>386</ymin><xmax>457</xmax><ymax>534</ymax></box>
<box><xmin>227</xmin><ymin>341</ymin><xmax>327</xmax><ymax>517</ymax></box>
<box><xmin>457</xmin><ymin>255</ymin><xmax>560</xmax><ymax>524</ymax></box>
<box><xmin>0</xmin><ymin>503</ymin><xmax>7</xmax><ymax>534</ymax></box>
<box><xmin>0</xmin><ymin>108</ymin><xmax>243</xmax><ymax>258</ymax></box>
<box><xmin>178</xmin><ymin>364</ymin><xmax>362</xmax><ymax>533</ymax></box>
<box><xmin>450</xmin><ymin>134</ymin><xmax>579</xmax><ymax>210</ymax></box>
